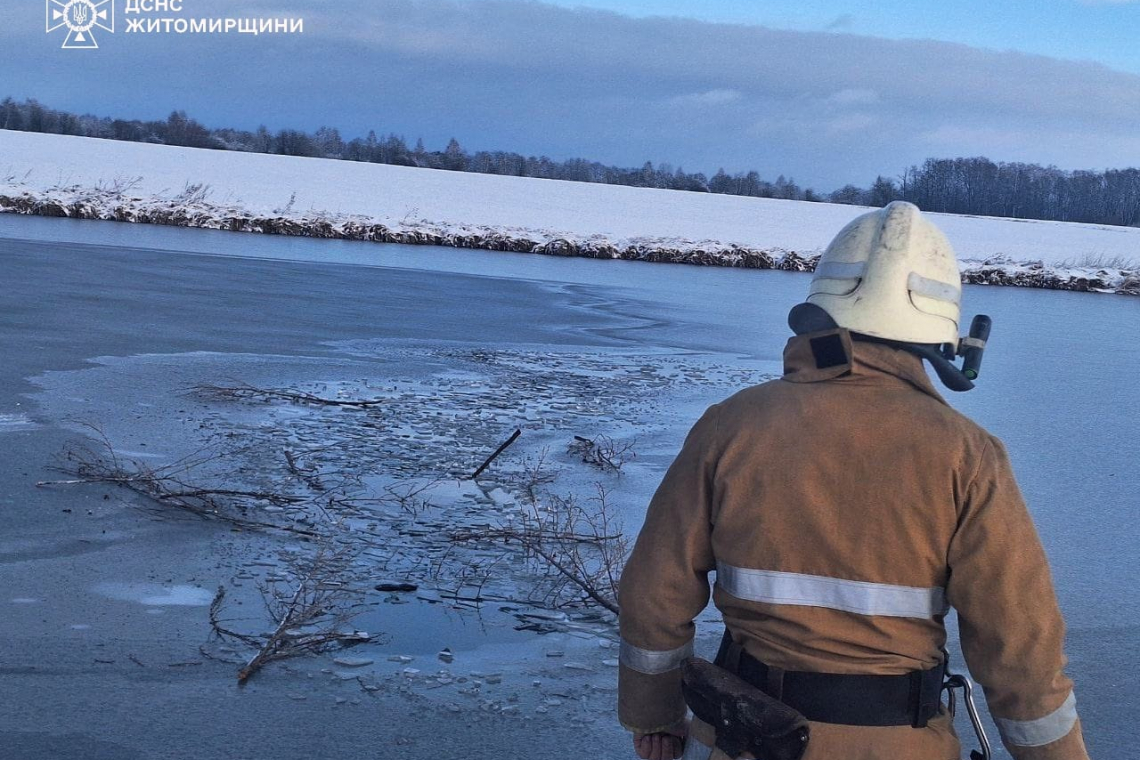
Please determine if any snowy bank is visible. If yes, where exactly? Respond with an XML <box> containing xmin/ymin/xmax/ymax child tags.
<box><xmin>1</xmin><ymin>130</ymin><xmax>1138</xmax><ymax>295</ymax></box>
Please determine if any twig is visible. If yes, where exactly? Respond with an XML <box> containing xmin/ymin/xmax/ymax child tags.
<box><xmin>284</xmin><ymin>449</ymin><xmax>324</xmax><ymax>491</ymax></box>
<box><xmin>568</xmin><ymin>434</ymin><xmax>635</xmax><ymax>472</ymax></box>
<box><xmin>471</xmin><ymin>428</ymin><xmax>521</xmax><ymax>480</ymax></box>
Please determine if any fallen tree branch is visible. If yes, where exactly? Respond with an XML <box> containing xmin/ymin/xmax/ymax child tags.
<box><xmin>208</xmin><ymin>550</ymin><xmax>372</xmax><ymax>685</ymax></box>
<box><xmin>524</xmin><ymin>540</ymin><xmax>620</xmax><ymax>615</ymax></box>
<box><xmin>38</xmin><ymin>437</ymin><xmax>322</xmax><ymax>538</ymax></box>
<box><xmin>568</xmin><ymin>434</ymin><xmax>635</xmax><ymax>472</ymax></box>
<box><xmin>193</xmin><ymin>382</ymin><xmax>384</xmax><ymax>408</ymax></box>
<box><xmin>447</xmin><ymin>484</ymin><xmax>626</xmax><ymax>615</ymax></box>
<box><xmin>448</xmin><ymin>526</ymin><xmax>624</xmax><ymax>544</ymax></box>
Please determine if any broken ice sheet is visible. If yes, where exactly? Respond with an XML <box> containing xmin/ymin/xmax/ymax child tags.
<box><xmin>93</xmin><ymin>583</ymin><xmax>215</xmax><ymax>606</ymax></box>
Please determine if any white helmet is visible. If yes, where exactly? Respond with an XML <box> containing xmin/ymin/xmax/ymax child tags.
<box><xmin>807</xmin><ymin>201</ymin><xmax>961</xmax><ymax>345</ymax></box>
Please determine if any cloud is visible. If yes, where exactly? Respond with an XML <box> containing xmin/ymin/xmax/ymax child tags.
<box><xmin>668</xmin><ymin>89</ymin><xmax>744</xmax><ymax>107</ymax></box>
<box><xmin>826</xmin><ymin>114</ymin><xmax>880</xmax><ymax>135</ymax></box>
<box><xmin>828</xmin><ymin>89</ymin><xmax>881</xmax><ymax>106</ymax></box>
<box><xmin>3</xmin><ymin>0</ymin><xmax>1140</xmax><ymax>187</ymax></box>
<box><xmin>825</xmin><ymin>14</ymin><xmax>855</xmax><ymax>31</ymax></box>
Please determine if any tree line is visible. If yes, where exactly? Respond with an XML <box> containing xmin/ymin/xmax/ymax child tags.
<box><xmin>849</xmin><ymin>159</ymin><xmax>1140</xmax><ymax>227</ymax></box>
<box><xmin>3</xmin><ymin>97</ymin><xmax>1139</xmax><ymax>227</ymax></box>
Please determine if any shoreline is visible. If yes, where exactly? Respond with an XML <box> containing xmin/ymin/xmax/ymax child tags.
<box><xmin>2</xmin><ymin>184</ymin><xmax>1138</xmax><ymax>296</ymax></box>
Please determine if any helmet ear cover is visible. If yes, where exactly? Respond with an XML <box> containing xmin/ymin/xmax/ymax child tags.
<box><xmin>787</xmin><ymin>302</ymin><xmax>839</xmax><ymax>335</ymax></box>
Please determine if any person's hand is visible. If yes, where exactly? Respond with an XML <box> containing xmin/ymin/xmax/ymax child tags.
<box><xmin>632</xmin><ymin>722</ymin><xmax>687</xmax><ymax>760</ymax></box>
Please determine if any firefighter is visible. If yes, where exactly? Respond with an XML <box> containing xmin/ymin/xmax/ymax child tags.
<box><xmin>617</xmin><ymin>202</ymin><xmax>1089</xmax><ymax>760</ymax></box>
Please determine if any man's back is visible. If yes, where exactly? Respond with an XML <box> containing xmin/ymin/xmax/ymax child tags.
<box><xmin>707</xmin><ymin>334</ymin><xmax>977</xmax><ymax>677</ymax></box>
<box><xmin>618</xmin><ymin>330</ymin><xmax>1086</xmax><ymax>759</ymax></box>
<box><xmin>619</xmin><ymin>203</ymin><xmax>1086</xmax><ymax>760</ymax></box>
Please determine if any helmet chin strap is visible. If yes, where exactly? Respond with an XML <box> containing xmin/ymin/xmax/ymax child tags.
<box><xmin>787</xmin><ymin>303</ymin><xmax>977</xmax><ymax>393</ymax></box>
<box><xmin>886</xmin><ymin>342</ymin><xmax>976</xmax><ymax>392</ymax></box>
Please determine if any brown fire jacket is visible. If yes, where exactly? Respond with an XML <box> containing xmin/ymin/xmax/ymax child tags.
<box><xmin>618</xmin><ymin>329</ymin><xmax>1088</xmax><ymax>760</ymax></box>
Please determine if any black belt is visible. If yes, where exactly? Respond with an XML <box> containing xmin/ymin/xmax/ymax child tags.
<box><xmin>714</xmin><ymin>630</ymin><xmax>945</xmax><ymax>728</ymax></box>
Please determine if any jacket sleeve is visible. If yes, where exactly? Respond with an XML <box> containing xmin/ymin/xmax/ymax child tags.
<box><xmin>946</xmin><ymin>436</ymin><xmax>1089</xmax><ymax>760</ymax></box>
<box><xmin>617</xmin><ymin>404</ymin><xmax>720</xmax><ymax>734</ymax></box>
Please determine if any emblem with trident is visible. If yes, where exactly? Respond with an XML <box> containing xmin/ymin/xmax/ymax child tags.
<box><xmin>46</xmin><ymin>0</ymin><xmax>115</xmax><ymax>49</ymax></box>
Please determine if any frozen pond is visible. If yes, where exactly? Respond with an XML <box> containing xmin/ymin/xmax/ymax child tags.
<box><xmin>0</xmin><ymin>213</ymin><xmax>1135</xmax><ymax>758</ymax></box>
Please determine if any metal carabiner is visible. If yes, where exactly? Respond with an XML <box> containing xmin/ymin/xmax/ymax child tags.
<box><xmin>943</xmin><ymin>672</ymin><xmax>993</xmax><ymax>760</ymax></box>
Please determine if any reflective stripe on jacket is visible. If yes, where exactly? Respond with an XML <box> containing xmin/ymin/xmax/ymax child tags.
<box><xmin>617</xmin><ymin>329</ymin><xmax>1088</xmax><ymax>760</ymax></box>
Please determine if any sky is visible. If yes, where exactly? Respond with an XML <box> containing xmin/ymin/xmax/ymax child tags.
<box><xmin>2</xmin><ymin>0</ymin><xmax>1140</xmax><ymax>190</ymax></box>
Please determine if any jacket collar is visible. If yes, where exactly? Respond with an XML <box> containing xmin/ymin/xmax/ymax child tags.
<box><xmin>781</xmin><ymin>328</ymin><xmax>948</xmax><ymax>406</ymax></box>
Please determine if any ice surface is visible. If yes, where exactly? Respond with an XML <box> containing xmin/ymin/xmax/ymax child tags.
<box><xmin>3</xmin><ymin>215</ymin><xmax>1133</xmax><ymax>757</ymax></box>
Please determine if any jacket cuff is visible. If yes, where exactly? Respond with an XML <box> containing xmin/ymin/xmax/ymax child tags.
<box><xmin>1004</xmin><ymin>718</ymin><xmax>1088</xmax><ymax>760</ymax></box>
<box><xmin>618</xmin><ymin>663</ymin><xmax>687</xmax><ymax>734</ymax></box>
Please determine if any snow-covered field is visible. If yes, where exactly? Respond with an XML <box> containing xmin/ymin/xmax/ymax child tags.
<box><xmin>1</xmin><ymin>130</ymin><xmax>1138</xmax><ymax>294</ymax></box>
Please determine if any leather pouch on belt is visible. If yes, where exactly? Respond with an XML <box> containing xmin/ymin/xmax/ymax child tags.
<box><xmin>681</xmin><ymin>657</ymin><xmax>810</xmax><ymax>760</ymax></box>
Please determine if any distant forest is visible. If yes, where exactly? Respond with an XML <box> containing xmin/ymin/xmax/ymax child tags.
<box><xmin>4</xmin><ymin>96</ymin><xmax>1140</xmax><ymax>228</ymax></box>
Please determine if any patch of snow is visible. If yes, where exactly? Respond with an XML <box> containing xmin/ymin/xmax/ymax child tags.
<box><xmin>94</xmin><ymin>582</ymin><xmax>215</xmax><ymax>606</ymax></box>
<box><xmin>0</xmin><ymin>413</ymin><xmax>36</xmax><ymax>433</ymax></box>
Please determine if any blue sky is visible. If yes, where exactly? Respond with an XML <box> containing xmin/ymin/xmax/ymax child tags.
<box><xmin>2</xmin><ymin>0</ymin><xmax>1139</xmax><ymax>189</ymax></box>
